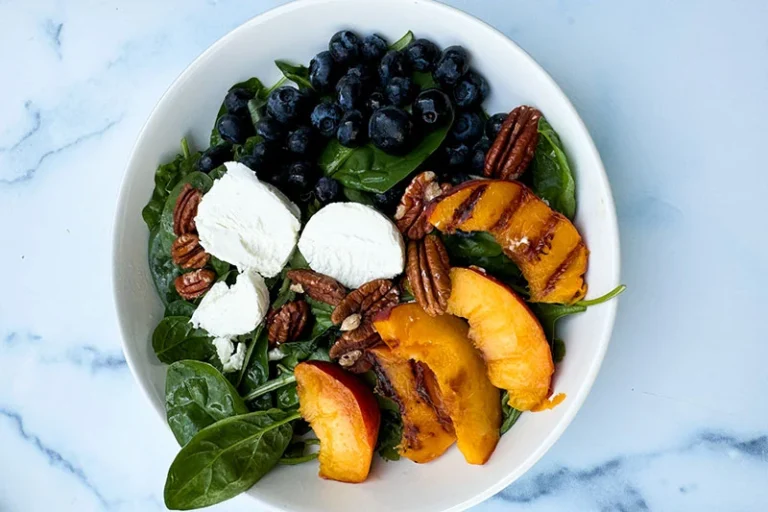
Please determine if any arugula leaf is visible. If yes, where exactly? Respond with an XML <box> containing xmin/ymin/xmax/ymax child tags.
<box><xmin>531</xmin><ymin>117</ymin><xmax>576</xmax><ymax>219</ymax></box>
<box><xmin>142</xmin><ymin>139</ymin><xmax>200</xmax><ymax>230</ymax></box>
<box><xmin>499</xmin><ymin>391</ymin><xmax>523</xmax><ymax>435</ymax></box>
<box><xmin>275</xmin><ymin>60</ymin><xmax>314</xmax><ymax>91</ymax></box>
<box><xmin>319</xmin><ymin>109</ymin><xmax>453</xmax><ymax>193</ymax></box>
<box><xmin>390</xmin><ymin>31</ymin><xmax>414</xmax><ymax>51</ymax></box>
<box><xmin>164</xmin><ymin>409</ymin><xmax>296</xmax><ymax>510</ymax></box>
<box><xmin>210</xmin><ymin>77</ymin><xmax>266</xmax><ymax>146</ymax></box>
<box><xmin>576</xmin><ymin>285</ymin><xmax>626</xmax><ymax>307</ymax></box>
<box><xmin>152</xmin><ymin>316</ymin><xmax>213</xmax><ymax>364</ymax></box>
<box><xmin>165</xmin><ymin>360</ymin><xmax>249</xmax><ymax>446</ymax></box>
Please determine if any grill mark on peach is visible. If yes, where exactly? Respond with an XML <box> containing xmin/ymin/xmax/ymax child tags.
<box><xmin>412</xmin><ymin>361</ymin><xmax>454</xmax><ymax>433</ymax></box>
<box><xmin>522</xmin><ymin>214</ymin><xmax>561</xmax><ymax>262</ymax></box>
<box><xmin>448</xmin><ymin>184</ymin><xmax>488</xmax><ymax>230</ymax></box>
<box><xmin>490</xmin><ymin>187</ymin><xmax>529</xmax><ymax>234</ymax></box>
<box><xmin>541</xmin><ymin>242</ymin><xmax>585</xmax><ymax>299</ymax></box>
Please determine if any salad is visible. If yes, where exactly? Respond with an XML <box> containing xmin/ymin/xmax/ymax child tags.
<box><xmin>141</xmin><ymin>29</ymin><xmax>624</xmax><ymax>510</ymax></box>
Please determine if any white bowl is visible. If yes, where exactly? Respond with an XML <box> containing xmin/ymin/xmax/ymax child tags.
<box><xmin>113</xmin><ymin>0</ymin><xmax>620</xmax><ymax>510</ymax></box>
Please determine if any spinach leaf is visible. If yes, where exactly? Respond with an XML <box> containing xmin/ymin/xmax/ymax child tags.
<box><xmin>412</xmin><ymin>71</ymin><xmax>437</xmax><ymax>89</ymax></box>
<box><xmin>238</xmin><ymin>327</ymin><xmax>271</xmax><ymax>397</ymax></box>
<box><xmin>152</xmin><ymin>316</ymin><xmax>214</xmax><ymax>364</ymax></box>
<box><xmin>164</xmin><ymin>409</ymin><xmax>297</xmax><ymax>510</ymax></box>
<box><xmin>390</xmin><ymin>31</ymin><xmax>414</xmax><ymax>51</ymax></box>
<box><xmin>375</xmin><ymin>395</ymin><xmax>403</xmax><ymax>461</ymax></box>
<box><xmin>275</xmin><ymin>60</ymin><xmax>314</xmax><ymax>91</ymax></box>
<box><xmin>276</xmin><ymin>384</ymin><xmax>299</xmax><ymax>410</ymax></box>
<box><xmin>165</xmin><ymin>300</ymin><xmax>197</xmax><ymax>318</ymax></box>
<box><xmin>159</xmin><ymin>172</ymin><xmax>214</xmax><ymax>252</ymax></box>
<box><xmin>148</xmin><ymin>227</ymin><xmax>182</xmax><ymax>305</ymax></box>
<box><xmin>142</xmin><ymin>139</ymin><xmax>199</xmax><ymax>230</ymax></box>
<box><xmin>342</xmin><ymin>186</ymin><xmax>375</xmax><ymax>206</ymax></box>
<box><xmin>499</xmin><ymin>391</ymin><xmax>523</xmax><ymax>435</ymax></box>
<box><xmin>210</xmin><ymin>78</ymin><xmax>265</xmax><ymax>146</ymax></box>
<box><xmin>233</xmin><ymin>136</ymin><xmax>263</xmax><ymax>161</ymax></box>
<box><xmin>552</xmin><ymin>338</ymin><xmax>566</xmax><ymax>364</ymax></box>
<box><xmin>272</xmin><ymin>340</ymin><xmax>317</xmax><ymax>369</ymax></box>
<box><xmin>279</xmin><ymin>439</ymin><xmax>320</xmax><ymax>465</ymax></box>
<box><xmin>208</xmin><ymin>164</ymin><xmax>227</xmax><ymax>180</ymax></box>
<box><xmin>441</xmin><ymin>232</ymin><xmax>524</xmax><ymax>285</ymax></box>
<box><xmin>209</xmin><ymin>255</ymin><xmax>231</xmax><ymax>279</ymax></box>
<box><xmin>165</xmin><ymin>360</ymin><xmax>249</xmax><ymax>446</ymax></box>
<box><xmin>321</xmin><ymin>110</ymin><xmax>453</xmax><ymax>193</ymax></box>
<box><xmin>531</xmin><ymin>117</ymin><xmax>576</xmax><ymax>219</ymax></box>
<box><xmin>307</xmin><ymin>297</ymin><xmax>334</xmax><ymax>338</ymax></box>
<box><xmin>530</xmin><ymin>303</ymin><xmax>586</xmax><ymax>344</ymax></box>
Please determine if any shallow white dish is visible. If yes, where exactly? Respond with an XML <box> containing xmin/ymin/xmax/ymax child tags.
<box><xmin>112</xmin><ymin>0</ymin><xmax>621</xmax><ymax>510</ymax></box>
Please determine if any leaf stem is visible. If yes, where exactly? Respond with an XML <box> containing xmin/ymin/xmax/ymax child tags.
<box><xmin>243</xmin><ymin>373</ymin><xmax>296</xmax><ymax>402</ymax></box>
<box><xmin>575</xmin><ymin>284</ymin><xmax>626</xmax><ymax>307</ymax></box>
<box><xmin>180</xmin><ymin>138</ymin><xmax>191</xmax><ymax>159</ymax></box>
<box><xmin>279</xmin><ymin>452</ymin><xmax>318</xmax><ymax>465</ymax></box>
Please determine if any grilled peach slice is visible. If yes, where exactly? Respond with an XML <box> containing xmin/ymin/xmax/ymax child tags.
<box><xmin>368</xmin><ymin>346</ymin><xmax>456</xmax><ymax>463</ymax></box>
<box><xmin>427</xmin><ymin>180</ymin><xmax>588</xmax><ymax>303</ymax></box>
<box><xmin>373</xmin><ymin>303</ymin><xmax>500</xmax><ymax>465</ymax></box>
<box><xmin>447</xmin><ymin>267</ymin><xmax>554</xmax><ymax>411</ymax></box>
<box><xmin>294</xmin><ymin>361</ymin><xmax>380</xmax><ymax>483</ymax></box>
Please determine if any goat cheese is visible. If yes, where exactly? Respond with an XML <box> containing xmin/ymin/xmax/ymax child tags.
<box><xmin>298</xmin><ymin>202</ymin><xmax>405</xmax><ymax>288</ymax></box>
<box><xmin>212</xmin><ymin>337</ymin><xmax>247</xmax><ymax>373</ymax></box>
<box><xmin>190</xmin><ymin>269</ymin><xmax>269</xmax><ymax>338</ymax></box>
<box><xmin>195</xmin><ymin>161</ymin><xmax>301</xmax><ymax>277</ymax></box>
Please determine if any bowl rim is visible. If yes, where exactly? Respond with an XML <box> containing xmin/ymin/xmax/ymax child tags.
<box><xmin>112</xmin><ymin>0</ymin><xmax>621</xmax><ymax>510</ymax></box>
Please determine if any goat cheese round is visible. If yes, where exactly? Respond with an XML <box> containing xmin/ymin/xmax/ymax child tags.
<box><xmin>212</xmin><ymin>338</ymin><xmax>247</xmax><ymax>373</ymax></box>
<box><xmin>298</xmin><ymin>202</ymin><xmax>405</xmax><ymax>288</ymax></box>
<box><xmin>190</xmin><ymin>269</ymin><xmax>269</xmax><ymax>338</ymax></box>
<box><xmin>195</xmin><ymin>161</ymin><xmax>301</xmax><ymax>277</ymax></box>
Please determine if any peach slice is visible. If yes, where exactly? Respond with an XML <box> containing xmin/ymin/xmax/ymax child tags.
<box><xmin>368</xmin><ymin>346</ymin><xmax>456</xmax><ymax>463</ymax></box>
<box><xmin>373</xmin><ymin>304</ymin><xmax>500</xmax><ymax>465</ymax></box>
<box><xmin>294</xmin><ymin>361</ymin><xmax>380</xmax><ymax>483</ymax></box>
<box><xmin>427</xmin><ymin>179</ymin><xmax>588</xmax><ymax>304</ymax></box>
<box><xmin>447</xmin><ymin>267</ymin><xmax>554</xmax><ymax>411</ymax></box>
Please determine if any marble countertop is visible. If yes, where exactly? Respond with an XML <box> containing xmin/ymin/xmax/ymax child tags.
<box><xmin>2</xmin><ymin>0</ymin><xmax>767</xmax><ymax>510</ymax></box>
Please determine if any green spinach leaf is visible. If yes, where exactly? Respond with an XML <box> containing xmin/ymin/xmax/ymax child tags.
<box><xmin>342</xmin><ymin>186</ymin><xmax>375</xmax><ymax>205</ymax></box>
<box><xmin>531</xmin><ymin>117</ymin><xmax>576</xmax><ymax>219</ymax></box>
<box><xmin>390</xmin><ymin>31</ymin><xmax>414</xmax><ymax>51</ymax></box>
<box><xmin>318</xmin><ymin>139</ymin><xmax>355</xmax><ymax>175</ymax></box>
<box><xmin>375</xmin><ymin>395</ymin><xmax>403</xmax><ymax>461</ymax></box>
<box><xmin>165</xmin><ymin>361</ymin><xmax>249</xmax><ymax>446</ymax></box>
<box><xmin>159</xmin><ymin>172</ymin><xmax>214</xmax><ymax>252</ymax></box>
<box><xmin>210</xmin><ymin>78</ymin><xmax>265</xmax><ymax>146</ymax></box>
<box><xmin>500</xmin><ymin>391</ymin><xmax>523</xmax><ymax>435</ymax></box>
<box><xmin>208</xmin><ymin>164</ymin><xmax>227</xmax><ymax>180</ymax></box>
<box><xmin>148</xmin><ymin>227</ymin><xmax>182</xmax><ymax>305</ymax></box>
<box><xmin>142</xmin><ymin>139</ymin><xmax>199</xmax><ymax>230</ymax></box>
<box><xmin>279</xmin><ymin>439</ymin><xmax>319</xmax><ymax>465</ymax></box>
<box><xmin>209</xmin><ymin>256</ymin><xmax>231</xmax><ymax>279</ymax></box>
<box><xmin>238</xmin><ymin>327</ymin><xmax>271</xmax><ymax>398</ymax></box>
<box><xmin>275</xmin><ymin>60</ymin><xmax>314</xmax><ymax>91</ymax></box>
<box><xmin>152</xmin><ymin>316</ymin><xmax>214</xmax><ymax>364</ymax></box>
<box><xmin>441</xmin><ymin>232</ymin><xmax>524</xmax><ymax>285</ymax></box>
<box><xmin>233</xmin><ymin>136</ymin><xmax>263</xmax><ymax>161</ymax></box>
<box><xmin>552</xmin><ymin>338</ymin><xmax>566</xmax><ymax>364</ymax></box>
<box><xmin>530</xmin><ymin>303</ymin><xmax>586</xmax><ymax>344</ymax></box>
<box><xmin>164</xmin><ymin>409</ymin><xmax>297</xmax><ymax>510</ymax></box>
<box><xmin>412</xmin><ymin>71</ymin><xmax>437</xmax><ymax>89</ymax></box>
<box><xmin>165</xmin><ymin>300</ymin><xmax>197</xmax><ymax>318</ymax></box>
<box><xmin>307</xmin><ymin>297</ymin><xmax>334</xmax><ymax>338</ymax></box>
<box><xmin>276</xmin><ymin>384</ymin><xmax>300</xmax><ymax>410</ymax></box>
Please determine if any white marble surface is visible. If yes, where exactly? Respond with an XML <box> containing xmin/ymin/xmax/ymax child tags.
<box><xmin>2</xmin><ymin>0</ymin><xmax>767</xmax><ymax>510</ymax></box>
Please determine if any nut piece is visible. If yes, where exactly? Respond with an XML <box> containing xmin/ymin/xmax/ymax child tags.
<box><xmin>394</xmin><ymin>171</ymin><xmax>450</xmax><ymax>240</ymax></box>
<box><xmin>171</xmin><ymin>234</ymin><xmax>210</xmax><ymax>269</ymax></box>
<box><xmin>406</xmin><ymin>234</ymin><xmax>452</xmax><ymax>316</ymax></box>
<box><xmin>484</xmin><ymin>106</ymin><xmax>542</xmax><ymax>181</ymax></box>
<box><xmin>175</xmin><ymin>269</ymin><xmax>215</xmax><ymax>300</ymax></box>
<box><xmin>286</xmin><ymin>269</ymin><xmax>346</xmax><ymax>306</ymax></box>
<box><xmin>329</xmin><ymin>321</ymin><xmax>381</xmax><ymax>374</ymax></box>
<box><xmin>330</xmin><ymin>279</ymin><xmax>400</xmax><ymax>325</ymax></box>
<box><xmin>173</xmin><ymin>184</ymin><xmax>203</xmax><ymax>236</ymax></box>
<box><xmin>267</xmin><ymin>300</ymin><xmax>310</xmax><ymax>346</ymax></box>
<box><xmin>340</xmin><ymin>313</ymin><xmax>362</xmax><ymax>332</ymax></box>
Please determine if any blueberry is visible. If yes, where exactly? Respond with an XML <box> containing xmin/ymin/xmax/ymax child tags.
<box><xmin>284</xmin><ymin>161</ymin><xmax>318</xmax><ymax>199</ymax></box>
<box><xmin>433</xmin><ymin>45</ymin><xmax>469</xmax><ymax>87</ymax></box>
<box><xmin>266</xmin><ymin>86</ymin><xmax>306</xmax><ymax>125</ymax></box>
<box><xmin>405</xmin><ymin>38</ymin><xmax>440</xmax><ymax>72</ymax></box>
<box><xmin>315</xmin><ymin>176</ymin><xmax>341</xmax><ymax>204</ymax></box>
<box><xmin>385</xmin><ymin>76</ymin><xmax>417</xmax><ymax>108</ymax></box>
<box><xmin>309</xmin><ymin>51</ymin><xmax>336</xmax><ymax>93</ymax></box>
<box><xmin>412</xmin><ymin>89</ymin><xmax>453</xmax><ymax>129</ymax></box>
<box><xmin>255</xmin><ymin>117</ymin><xmax>286</xmax><ymax>144</ymax></box>
<box><xmin>336</xmin><ymin>73</ymin><xmax>364</xmax><ymax>111</ymax></box>
<box><xmin>369</xmin><ymin>106</ymin><xmax>412</xmax><ymax>154</ymax></box>
<box><xmin>378</xmin><ymin>50</ymin><xmax>410</xmax><ymax>85</ymax></box>
<box><xmin>249</xmin><ymin>141</ymin><xmax>279</xmax><ymax>177</ymax></box>
<box><xmin>372</xmin><ymin>182</ymin><xmax>406</xmax><ymax>215</ymax></box>
<box><xmin>450</xmin><ymin>172</ymin><xmax>473</xmax><ymax>186</ymax></box>
<box><xmin>224</xmin><ymin>88</ymin><xmax>255</xmax><ymax>116</ymax></box>
<box><xmin>443</xmin><ymin>142</ymin><xmax>470</xmax><ymax>167</ymax></box>
<box><xmin>238</xmin><ymin>155</ymin><xmax>261</xmax><ymax>173</ymax></box>
<box><xmin>485</xmin><ymin>112</ymin><xmax>507</xmax><ymax>140</ymax></box>
<box><xmin>453</xmin><ymin>70</ymin><xmax>488</xmax><ymax>109</ymax></box>
<box><xmin>470</xmin><ymin>138</ymin><xmax>490</xmax><ymax>174</ymax></box>
<box><xmin>329</xmin><ymin>30</ymin><xmax>361</xmax><ymax>65</ymax></box>
<box><xmin>362</xmin><ymin>34</ymin><xmax>388</xmax><ymax>62</ymax></box>
<box><xmin>197</xmin><ymin>144</ymin><xmax>233</xmax><ymax>173</ymax></box>
<box><xmin>217</xmin><ymin>114</ymin><xmax>253</xmax><ymax>144</ymax></box>
<box><xmin>366</xmin><ymin>91</ymin><xmax>387</xmax><ymax>112</ymax></box>
<box><xmin>347</xmin><ymin>64</ymin><xmax>376</xmax><ymax>90</ymax></box>
<box><xmin>337</xmin><ymin>109</ymin><xmax>366</xmax><ymax>147</ymax></box>
<box><xmin>286</xmin><ymin>125</ymin><xmax>316</xmax><ymax>156</ymax></box>
<box><xmin>450</xmin><ymin>110</ymin><xmax>484</xmax><ymax>144</ymax></box>
<box><xmin>310</xmin><ymin>101</ymin><xmax>343</xmax><ymax>138</ymax></box>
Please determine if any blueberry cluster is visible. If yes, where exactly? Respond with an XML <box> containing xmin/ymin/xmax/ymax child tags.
<box><xmin>199</xmin><ymin>30</ymin><xmax>508</xmax><ymax>208</ymax></box>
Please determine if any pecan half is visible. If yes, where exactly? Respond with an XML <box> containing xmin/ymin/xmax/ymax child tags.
<box><xmin>286</xmin><ymin>269</ymin><xmax>346</xmax><ymax>306</ymax></box>
<box><xmin>175</xmin><ymin>269</ymin><xmax>215</xmax><ymax>300</ymax></box>
<box><xmin>406</xmin><ymin>234</ymin><xmax>452</xmax><ymax>316</ymax></box>
<box><xmin>394</xmin><ymin>171</ymin><xmax>450</xmax><ymax>240</ymax></box>
<box><xmin>171</xmin><ymin>234</ymin><xmax>210</xmax><ymax>269</ymax></box>
<box><xmin>329</xmin><ymin>321</ymin><xmax>381</xmax><ymax>374</ymax></box>
<box><xmin>484</xmin><ymin>106</ymin><xmax>542</xmax><ymax>181</ymax></box>
<box><xmin>267</xmin><ymin>300</ymin><xmax>310</xmax><ymax>346</ymax></box>
<box><xmin>173</xmin><ymin>184</ymin><xmax>203</xmax><ymax>236</ymax></box>
<box><xmin>330</xmin><ymin>279</ymin><xmax>400</xmax><ymax>325</ymax></box>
